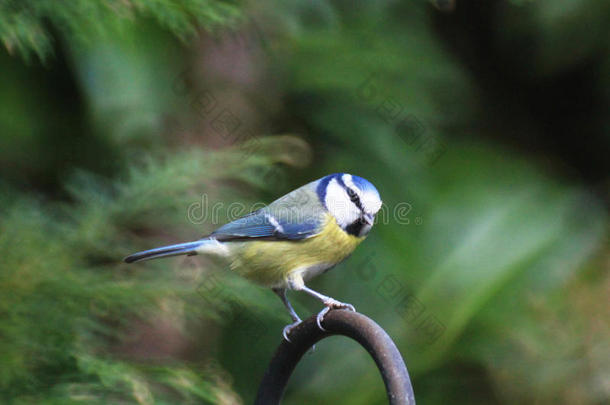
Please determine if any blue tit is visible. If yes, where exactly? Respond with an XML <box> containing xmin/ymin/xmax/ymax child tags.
<box><xmin>124</xmin><ymin>173</ymin><xmax>382</xmax><ymax>339</ymax></box>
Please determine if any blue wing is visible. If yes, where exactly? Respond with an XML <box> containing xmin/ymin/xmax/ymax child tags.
<box><xmin>210</xmin><ymin>183</ymin><xmax>325</xmax><ymax>241</ymax></box>
<box><xmin>210</xmin><ymin>209</ymin><xmax>320</xmax><ymax>241</ymax></box>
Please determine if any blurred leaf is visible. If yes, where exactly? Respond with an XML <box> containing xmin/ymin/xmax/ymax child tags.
<box><xmin>0</xmin><ymin>0</ymin><xmax>243</xmax><ymax>62</ymax></box>
<box><xmin>0</xmin><ymin>138</ymin><xmax>303</xmax><ymax>402</ymax></box>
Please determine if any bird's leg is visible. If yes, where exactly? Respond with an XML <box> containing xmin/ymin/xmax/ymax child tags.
<box><xmin>272</xmin><ymin>288</ymin><xmax>302</xmax><ymax>342</ymax></box>
<box><xmin>298</xmin><ymin>285</ymin><xmax>356</xmax><ymax>331</ymax></box>
<box><xmin>273</xmin><ymin>287</ymin><xmax>301</xmax><ymax>323</ymax></box>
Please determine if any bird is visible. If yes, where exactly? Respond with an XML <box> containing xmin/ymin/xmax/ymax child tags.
<box><xmin>124</xmin><ymin>173</ymin><xmax>382</xmax><ymax>340</ymax></box>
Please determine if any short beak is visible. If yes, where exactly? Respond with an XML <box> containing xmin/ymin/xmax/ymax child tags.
<box><xmin>363</xmin><ymin>214</ymin><xmax>374</xmax><ymax>225</ymax></box>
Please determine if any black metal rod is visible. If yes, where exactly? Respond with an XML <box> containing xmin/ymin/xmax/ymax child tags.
<box><xmin>254</xmin><ymin>309</ymin><xmax>415</xmax><ymax>405</ymax></box>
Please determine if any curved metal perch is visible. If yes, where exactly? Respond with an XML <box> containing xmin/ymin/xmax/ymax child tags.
<box><xmin>254</xmin><ymin>309</ymin><xmax>416</xmax><ymax>405</ymax></box>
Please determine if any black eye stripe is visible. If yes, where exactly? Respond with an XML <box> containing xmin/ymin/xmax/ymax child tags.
<box><xmin>346</xmin><ymin>188</ymin><xmax>358</xmax><ymax>202</ymax></box>
<box><xmin>347</xmin><ymin>187</ymin><xmax>364</xmax><ymax>211</ymax></box>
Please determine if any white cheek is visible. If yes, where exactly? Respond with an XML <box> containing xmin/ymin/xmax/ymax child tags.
<box><xmin>362</xmin><ymin>192</ymin><xmax>382</xmax><ymax>215</ymax></box>
<box><xmin>328</xmin><ymin>201</ymin><xmax>360</xmax><ymax>226</ymax></box>
<box><xmin>325</xmin><ymin>180</ymin><xmax>360</xmax><ymax>227</ymax></box>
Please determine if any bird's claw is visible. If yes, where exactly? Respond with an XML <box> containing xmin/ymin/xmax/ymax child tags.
<box><xmin>282</xmin><ymin>320</ymin><xmax>302</xmax><ymax>342</ymax></box>
<box><xmin>315</xmin><ymin>299</ymin><xmax>356</xmax><ymax>331</ymax></box>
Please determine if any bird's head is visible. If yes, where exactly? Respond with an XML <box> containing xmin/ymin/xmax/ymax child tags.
<box><xmin>317</xmin><ymin>173</ymin><xmax>382</xmax><ymax>237</ymax></box>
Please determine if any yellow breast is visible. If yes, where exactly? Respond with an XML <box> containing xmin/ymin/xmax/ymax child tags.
<box><xmin>228</xmin><ymin>213</ymin><xmax>364</xmax><ymax>287</ymax></box>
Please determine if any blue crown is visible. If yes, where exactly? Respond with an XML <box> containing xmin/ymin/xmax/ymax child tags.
<box><xmin>316</xmin><ymin>173</ymin><xmax>379</xmax><ymax>203</ymax></box>
<box><xmin>350</xmin><ymin>175</ymin><xmax>380</xmax><ymax>199</ymax></box>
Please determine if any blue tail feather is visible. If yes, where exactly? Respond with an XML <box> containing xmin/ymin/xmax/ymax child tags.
<box><xmin>124</xmin><ymin>240</ymin><xmax>205</xmax><ymax>263</ymax></box>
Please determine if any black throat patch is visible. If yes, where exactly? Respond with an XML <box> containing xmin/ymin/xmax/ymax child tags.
<box><xmin>345</xmin><ymin>217</ymin><xmax>366</xmax><ymax>236</ymax></box>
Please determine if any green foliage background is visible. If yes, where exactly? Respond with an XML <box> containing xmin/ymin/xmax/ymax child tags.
<box><xmin>1</xmin><ymin>0</ymin><xmax>608</xmax><ymax>404</ymax></box>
